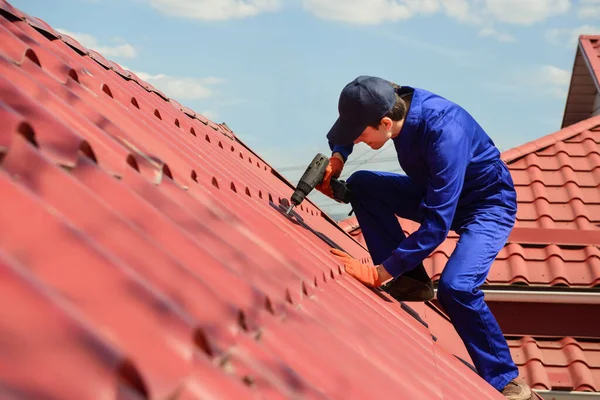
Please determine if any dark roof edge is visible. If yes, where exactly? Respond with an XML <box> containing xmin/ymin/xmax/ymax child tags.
<box><xmin>580</xmin><ymin>35</ymin><xmax>600</xmax><ymax>92</ymax></box>
<box><xmin>561</xmin><ymin>35</ymin><xmax>600</xmax><ymax>129</ymax></box>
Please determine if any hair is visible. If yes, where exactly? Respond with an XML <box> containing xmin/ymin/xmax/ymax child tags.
<box><xmin>366</xmin><ymin>81</ymin><xmax>410</xmax><ymax>129</ymax></box>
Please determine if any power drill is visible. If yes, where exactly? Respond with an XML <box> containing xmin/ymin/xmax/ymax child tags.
<box><xmin>285</xmin><ymin>153</ymin><xmax>352</xmax><ymax>215</ymax></box>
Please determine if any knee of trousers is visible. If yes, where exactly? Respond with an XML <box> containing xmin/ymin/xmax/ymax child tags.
<box><xmin>436</xmin><ymin>277</ymin><xmax>483</xmax><ymax>309</ymax></box>
<box><xmin>347</xmin><ymin>170</ymin><xmax>378</xmax><ymax>206</ymax></box>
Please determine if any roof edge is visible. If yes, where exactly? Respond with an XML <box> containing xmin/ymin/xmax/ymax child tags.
<box><xmin>446</xmin><ymin>288</ymin><xmax>600</xmax><ymax>305</ymax></box>
<box><xmin>560</xmin><ymin>35</ymin><xmax>600</xmax><ymax>129</ymax></box>
<box><xmin>534</xmin><ymin>390</ymin><xmax>600</xmax><ymax>400</ymax></box>
<box><xmin>500</xmin><ymin>114</ymin><xmax>600</xmax><ymax>163</ymax></box>
<box><xmin>579</xmin><ymin>35</ymin><xmax>600</xmax><ymax>92</ymax></box>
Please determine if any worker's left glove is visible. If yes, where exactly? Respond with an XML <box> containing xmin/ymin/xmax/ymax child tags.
<box><xmin>330</xmin><ymin>248</ymin><xmax>386</xmax><ymax>288</ymax></box>
<box><xmin>315</xmin><ymin>157</ymin><xmax>344</xmax><ymax>199</ymax></box>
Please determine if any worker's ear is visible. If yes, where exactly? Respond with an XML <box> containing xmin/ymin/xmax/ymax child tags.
<box><xmin>380</xmin><ymin>117</ymin><xmax>393</xmax><ymax>130</ymax></box>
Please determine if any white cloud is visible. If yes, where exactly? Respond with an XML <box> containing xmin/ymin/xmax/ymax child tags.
<box><xmin>484</xmin><ymin>65</ymin><xmax>571</xmax><ymax>101</ymax></box>
<box><xmin>578</xmin><ymin>0</ymin><xmax>600</xmax><ymax>18</ymax></box>
<box><xmin>529</xmin><ymin>65</ymin><xmax>571</xmax><ymax>99</ymax></box>
<box><xmin>200</xmin><ymin>110</ymin><xmax>219</xmax><ymax>120</ymax></box>
<box><xmin>302</xmin><ymin>0</ymin><xmax>416</xmax><ymax>25</ymax></box>
<box><xmin>482</xmin><ymin>0</ymin><xmax>571</xmax><ymax>25</ymax></box>
<box><xmin>302</xmin><ymin>0</ymin><xmax>572</xmax><ymax>26</ymax></box>
<box><xmin>478</xmin><ymin>27</ymin><xmax>515</xmax><ymax>42</ymax></box>
<box><xmin>148</xmin><ymin>0</ymin><xmax>280</xmax><ymax>20</ymax></box>
<box><xmin>442</xmin><ymin>0</ymin><xmax>478</xmax><ymax>23</ymax></box>
<box><xmin>539</xmin><ymin>65</ymin><xmax>571</xmax><ymax>84</ymax></box>
<box><xmin>130</xmin><ymin>71</ymin><xmax>224</xmax><ymax>100</ymax></box>
<box><xmin>546</xmin><ymin>25</ymin><xmax>600</xmax><ymax>47</ymax></box>
<box><xmin>57</xmin><ymin>29</ymin><xmax>137</xmax><ymax>59</ymax></box>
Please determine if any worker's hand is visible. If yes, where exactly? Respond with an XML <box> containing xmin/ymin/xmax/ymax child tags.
<box><xmin>330</xmin><ymin>248</ymin><xmax>392</xmax><ymax>288</ymax></box>
<box><xmin>315</xmin><ymin>156</ymin><xmax>344</xmax><ymax>199</ymax></box>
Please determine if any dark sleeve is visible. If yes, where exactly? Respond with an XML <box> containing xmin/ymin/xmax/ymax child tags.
<box><xmin>328</xmin><ymin>141</ymin><xmax>354</xmax><ymax>162</ymax></box>
<box><xmin>381</xmin><ymin>115</ymin><xmax>470</xmax><ymax>276</ymax></box>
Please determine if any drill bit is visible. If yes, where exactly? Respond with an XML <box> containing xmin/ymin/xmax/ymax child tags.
<box><xmin>285</xmin><ymin>204</ymin><xmax>294</xmax><ymax>215</ymax></box>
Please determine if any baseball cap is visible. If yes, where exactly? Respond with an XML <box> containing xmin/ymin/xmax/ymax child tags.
<box><xmin>326</xmin><ymin>75</ymin><xmax>397</xmax><ymax>146</ymax></box>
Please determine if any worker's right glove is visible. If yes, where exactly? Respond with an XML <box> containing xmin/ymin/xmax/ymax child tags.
<box><xmin>315</xmin><ymin>156</ymin><xmax>344</xmax><ymax>199</ymax></box>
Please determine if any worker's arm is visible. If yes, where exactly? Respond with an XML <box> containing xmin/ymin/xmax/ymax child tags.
<box><xmin>329</xmin><ymin>141</ymin><xmax>354</xmax><ymax>162</ymax></box>
<box><xmin>381</xmin><ymin>114</ymin><xmax>471</xmax><ymax>277</ymax></box>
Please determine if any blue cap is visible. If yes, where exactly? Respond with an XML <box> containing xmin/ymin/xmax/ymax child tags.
<box><xmin>326</xmin><ymin>76</ymin><xmax>397</xmax><ymax>146</ymax></box>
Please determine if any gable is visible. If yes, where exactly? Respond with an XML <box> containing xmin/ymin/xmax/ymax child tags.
<box><xmin>562</xmin><ymin>35</ymin><xmax>600</xmax><ymax>128</ymax></box>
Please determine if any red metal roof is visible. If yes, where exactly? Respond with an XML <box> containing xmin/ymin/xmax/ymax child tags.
<box><xmin>502</xmin><ymin>116</ymin><xmax>600</xmax><ymax>231</ymax></box>
<box><xmin>508</xmin><ymin>336</ymin><xmax>600</xmax><ymax>392</ymax></box>
<box><xmin>0</xmin><ymin>1</ymin><xmax>514</xmax><ymax>399</ymax></box>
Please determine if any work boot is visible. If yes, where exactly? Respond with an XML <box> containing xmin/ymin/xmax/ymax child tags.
<box><xmin>381</xmin><ymin>275</ymin><xmax>434</xmax><ymax>302</ymax></box>
<box><xmin>380</xmin><ymin>263</ymin><xmax>434</xmax><ymax>302</ymax></box>
<box><xmin>501</xmin><ymin>380</ymin><xmax>532</xmax><ymax>400</ymax></box>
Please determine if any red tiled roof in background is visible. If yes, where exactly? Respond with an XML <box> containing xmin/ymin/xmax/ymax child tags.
<box><xmin>508</xmin><ymin>336</ymin><xmax>600</xmax><ymax>392</ymax></box>
<box><xmin>501</xmin><ymin>116</ymin><xmax>600</xmax><ymax>231</ymax></box>
<box><xmin>562</xmin><ymin>35</ymin><xmax>600</xmax><ymax>128</ymax></box>
<box><xmin>0</xmin><ymin>1</ymin><xmax>517</xmax><ymax>399</ymax></box>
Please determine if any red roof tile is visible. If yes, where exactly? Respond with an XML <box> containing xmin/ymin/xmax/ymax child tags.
<box><xmin>0</xmin><ymin>1</ymin><xmax>508</xmax><ymax>399</ymax></box>
<box><xmin>347</xmin><ymin>218</ymin><xmax>600</xmax><ymax>288</ymax></box>
<box><xmin>509</xmin><ymin>336</ymin><xmax>600</xmax><ymax>392</ymax></box>
<box><xmin>503</xmin><ymin>117</ymin><xmax>600</xmax><ymax>230</ymax></box>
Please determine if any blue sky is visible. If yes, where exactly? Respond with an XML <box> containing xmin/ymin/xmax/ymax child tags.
<box><xmin>12</xmin><ymin>0</ymin><xmax>600</xmax><ymax>219</ymax></box>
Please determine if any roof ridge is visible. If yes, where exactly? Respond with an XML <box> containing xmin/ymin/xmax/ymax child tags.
<box><xmin>501</xmin><ymin>115</ymin><xmax>600</xmax><ymax>164</ymax></box>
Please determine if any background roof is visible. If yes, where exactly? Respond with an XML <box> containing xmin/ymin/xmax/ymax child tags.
<box><xmin>562</xmin><ymin>36</ymin><xmax>600</xmax><ymax>129</ymax></box>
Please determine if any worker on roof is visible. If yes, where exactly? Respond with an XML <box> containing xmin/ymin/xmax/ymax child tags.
<box><xmin>317</xmin><ymin>75</ymin><xmax>532</xmax><ymax>400</ymax></box>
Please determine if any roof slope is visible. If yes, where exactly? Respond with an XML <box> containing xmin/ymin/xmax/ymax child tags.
<box><xmin>0</xmin><ymin>1</ymin><xmax>510</xmax><ymax>399</ymax></box>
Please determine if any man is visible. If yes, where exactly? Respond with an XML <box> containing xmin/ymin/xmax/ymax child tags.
<box><xmin>316</xmin><ymin>76</ymin><xmax>532</xmax><ymax>400</ymax></box>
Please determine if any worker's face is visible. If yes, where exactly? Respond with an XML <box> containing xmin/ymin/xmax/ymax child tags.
<box><xmin>354</xmin><ymin>117</ymin><xmax>393</xmax><ymax>149</ymax></box>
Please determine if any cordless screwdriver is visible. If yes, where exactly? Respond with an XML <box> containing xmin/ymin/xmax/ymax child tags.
<box><xmin>285</xmin><ymin>153</ymin><xmax>351</xmax><ymax>215</ymax></box>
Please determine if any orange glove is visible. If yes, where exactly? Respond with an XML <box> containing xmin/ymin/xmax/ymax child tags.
<box><xmin>315</xmin><ymin>156</ymin><xmax>344</xmax><ymax>199</ymax></box>
<box><xmin>330</xmin><ymin>248</ymin><xmax>387</xmax><ymax>288</ymax></box>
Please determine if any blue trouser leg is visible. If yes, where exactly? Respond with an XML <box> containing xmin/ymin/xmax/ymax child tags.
<box><xmin>346</xmin><ymin>169</ymin><xmax>519</xmax><ymax>391</ymax></box>
<box><xmin>436</xmin><ymin>209</ymin><xmax>518</xmax><ymax>391</ymax></box>
<box><xmin>346</xmin><ymin>170</ymin><xmax>425</xmax><ymax>265</ymax></box>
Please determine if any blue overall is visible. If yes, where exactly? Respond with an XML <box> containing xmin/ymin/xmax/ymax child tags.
<box><xmin>330</xmin><ymin>87</ymin><xmax>519</xmax><ymax>391</ymax></box>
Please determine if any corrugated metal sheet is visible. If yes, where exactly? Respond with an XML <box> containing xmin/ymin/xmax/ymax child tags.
<box><xmin>0</xmin><ymin>1</ymin><xmax>509</xmax><ymax>399</ymax></box>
